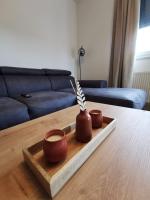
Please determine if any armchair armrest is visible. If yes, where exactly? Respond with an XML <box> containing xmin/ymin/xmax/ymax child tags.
<box><xmin>78</xmin><ymin>80</ymin><xmax>107</xmax><ymax>88</ymax></box>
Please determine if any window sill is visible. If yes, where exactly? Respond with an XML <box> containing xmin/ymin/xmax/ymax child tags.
<box><xmin>136</xmin><ymin>51</ymin><xmax>150</xmax><ymax>60</ymax></box>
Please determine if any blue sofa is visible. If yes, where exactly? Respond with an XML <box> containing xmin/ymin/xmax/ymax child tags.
<box><xmin>0</xmin><ymin>71</ymin><xmax>30</xmax><ymax>130</ymax></box>
<box><xmin>0</xmin><ymin>66</ymin><xmax>147</xmax><ymax>130</ymax></box>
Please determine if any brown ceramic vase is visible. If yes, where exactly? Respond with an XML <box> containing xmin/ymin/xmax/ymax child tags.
<box><xmin>43</xmin><ymin>129</ymin><xmax>67</xmax><ymax>163</ymax></box>
<box><xmin>76</xmin><ymin>110</ymin><xmax>92</xmax><ymax>143</ymax></box>
<box><xmin>89</xmin><ymin>109</ymin><xmax>103</xmax><ymax>129</ymax></box>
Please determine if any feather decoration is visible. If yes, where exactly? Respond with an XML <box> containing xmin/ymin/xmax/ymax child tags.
<box><xmin>70</xmin><ymin>80</ymin><xmax>86</xmax><ymax>111</ymax></box>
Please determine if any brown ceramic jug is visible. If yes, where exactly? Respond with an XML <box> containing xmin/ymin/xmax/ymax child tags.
<box><xmin>89</xmin><ymin>109</ymin><xmax>103</xmax><ymax>129</ymax></box>
<box><xmin>76</xmin><ymin>110</ymin><xmax>92</xmax><ymax>143</ymax></box>
<box><xmin>43</xmin><ymin>129</ymin><xmax>67</xmax><ymax>163</ymax></box>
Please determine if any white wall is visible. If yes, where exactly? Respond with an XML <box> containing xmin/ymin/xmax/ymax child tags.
<box><xmin>77</xmin><ymin>0</ymin><xmax>115</xmax><ymax>80</ymax></box>
<box><xmin>0</xmin><ymin>0</ymin><xmax>77</xmax><ymax>76</ymax></box>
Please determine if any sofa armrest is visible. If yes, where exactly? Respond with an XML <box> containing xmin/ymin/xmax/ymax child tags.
<box><xmin>78</xmin><ymin>80</ymin><xmax>107</xmax><ymax>88</ymax></box>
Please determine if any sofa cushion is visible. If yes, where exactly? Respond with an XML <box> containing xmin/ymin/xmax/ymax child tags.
<box><xmin>16</xmin><ymin>91</ymin><xmax>76</xmax><ymax>119</ymax></box>
<box><xmin>49</xmin><ymin>76</ymin><xmax>75</xmax><ymax>90</ymax></box>
<box><xmin>83</xmin><ymin>88</ymin><xmax>147</xmax><ymax>109</ymax></box>
<box><xmin>44</xmin><ymin>69</ymin><xmax>71</xmax><ymax>76</ymax></box>
<box><xmin>59</xmin><ymin>88</ymin><xmax>75</xmax><ymax>93</ymax></box>
<box><xmin>0</xmin><ymin>97</ymin><xmax>30</xmax><ymax>130</ymax></box>
<box><xmin>0</xmin><ymin>75</ymin><xmax>7</xmax><ymax>97</ymax></box>
<box><xmin>44</xmin><ymin>68</ymin><xmax>75</xmax><ymax>90</ymax></box>
<box><xmin>1</xmin><ymin>67</ymin><xmax>51</xmax><ymax>96</ymax></box>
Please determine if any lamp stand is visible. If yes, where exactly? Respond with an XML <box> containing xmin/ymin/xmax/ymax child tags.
<box><xmin>78</xmin><ymin>46</ymin><xmax>85</xmax><ymax>80</ymax></box>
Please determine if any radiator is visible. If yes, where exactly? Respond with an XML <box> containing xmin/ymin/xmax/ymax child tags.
<box><xmin>132</xmin><ymin>72</ymin><xmax>150</xmax><ymax>102</ymax></box>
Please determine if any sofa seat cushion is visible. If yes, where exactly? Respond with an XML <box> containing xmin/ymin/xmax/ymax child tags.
<box><xmin>83</xmin><ymin>88</ymin><xmax>147</xmax><ymax>109</ymax></box>
<box><xmin>16</xmin><ymin>91</ymin><xmax>76</xmax><ymax>119</ymax></box>
<box><xmin>58</xmin><ymin>88</ymin><xmax>75</xmax><ymax>93</ymax></box>
<box><xmin>0</xmin><ymin>97</ymin><xmax>30</xmax><ymax>130</ymax></box>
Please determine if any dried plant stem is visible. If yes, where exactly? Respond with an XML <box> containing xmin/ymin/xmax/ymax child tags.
<box><xmin>70</xmin><ymin>80</ymin><xmax>76</xmax><ymax>95</ymax></box>
<box><xmin>70</xmin><ymin>80</ymin><xmax>86</xmax><ymax>111</ymax></box>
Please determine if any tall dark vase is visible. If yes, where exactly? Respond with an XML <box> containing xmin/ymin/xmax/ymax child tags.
<box><xmin>76</xmin><ymin>110</ymin><xmax>92</xmax><ymax>143</ymax></box>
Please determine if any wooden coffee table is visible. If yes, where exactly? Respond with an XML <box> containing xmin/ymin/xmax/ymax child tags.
<box><xmin>0</xmin><ymin>101</ymin><xmax>150</xmax><ymax>200</ymax></box>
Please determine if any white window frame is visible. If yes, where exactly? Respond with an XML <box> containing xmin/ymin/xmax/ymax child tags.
<box><xmin>136</xmin><ymin>51</ymin><xmax>150</xmax><ymax>60</ymax></box>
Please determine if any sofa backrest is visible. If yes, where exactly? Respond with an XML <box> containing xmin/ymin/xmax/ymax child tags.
<box><xmin>0</xmin><ymin>72</ymin><xmax>8</xmax><ymax>97</ymax></box>
<box><xmin>1</xmin><ymin>67</ymin><xmax>52</xmax><ymax>96</ymax></box>
<box><xmin>44</xmin><ymin>69</ymin><xmax>75</xmax><ymax>90</ymax></box>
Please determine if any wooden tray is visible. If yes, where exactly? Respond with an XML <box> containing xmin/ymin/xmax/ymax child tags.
<box><xmin>23</xmin><ymin>116</ymin><xmax>116</xmax><ymax>199</ymax></box>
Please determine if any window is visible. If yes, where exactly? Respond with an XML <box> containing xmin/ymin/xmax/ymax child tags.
<box><xmin>135</xmin><ymin>0</ymin><xmax>150</xmax><ymax>59</ymax></box>
<box><xmin>135</xmin><ymin>26</ymin><xmax>150</xmax><ymax>59</ymax></box>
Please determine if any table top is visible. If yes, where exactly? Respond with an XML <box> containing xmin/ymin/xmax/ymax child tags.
<box><xmin>0</xmin><ymin>101</ymin><xmax>150</xmax><ymax>200</ymax></box>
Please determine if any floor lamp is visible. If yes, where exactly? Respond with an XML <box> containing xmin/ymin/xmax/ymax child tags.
<box><xmin>78</xmin><ymin>46</ymin><xmax>86</xmax><ymax>80</ymax></box>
